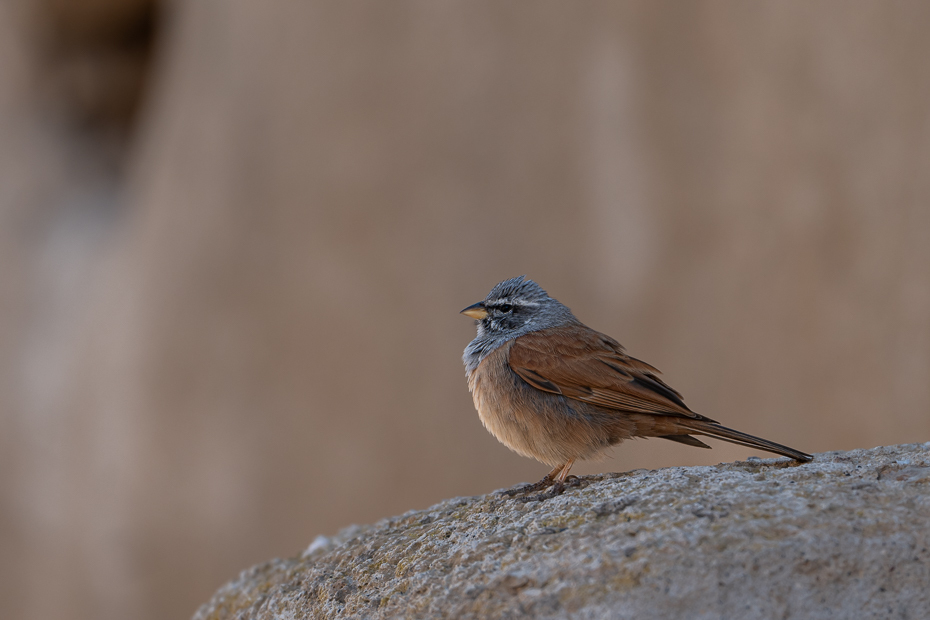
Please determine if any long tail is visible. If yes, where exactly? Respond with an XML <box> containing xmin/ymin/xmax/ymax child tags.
<box><xmin>629</xmin><ymin>413</ymin><xmax>812</xmax><ymax>461</ymax></box>
<box><xmin>679</xmin><ymin>419</ymin><xmax>812</xmax><ymax>462</ymax></box>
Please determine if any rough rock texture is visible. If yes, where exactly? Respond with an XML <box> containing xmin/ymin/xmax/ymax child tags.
<box><xmin>194</xmin><ymin>443</ymin><xmax>930</xmax><ymax>619</ymax></box>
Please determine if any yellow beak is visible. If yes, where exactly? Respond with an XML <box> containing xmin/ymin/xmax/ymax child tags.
<box><xmin>460</xmin><ymin>302</ymin><xmax>488</xmax><ymax>320</ymax></box>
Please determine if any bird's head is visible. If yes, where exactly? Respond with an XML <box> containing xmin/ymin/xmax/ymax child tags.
<box><xmin>461</xmin><ymin>276</ymin><xmax>574</xmax><ymax>339</ymax></box>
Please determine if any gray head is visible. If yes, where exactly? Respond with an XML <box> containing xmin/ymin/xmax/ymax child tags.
<box><xmin>461</xmin><ymin>276</ymin><xmax>578</xmax><ymax>372</ymax></box>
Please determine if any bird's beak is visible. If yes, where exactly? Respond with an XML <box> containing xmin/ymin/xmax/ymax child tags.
<box><xmin>460</xmin><ymin>302</ymin><xmax>488</xmax><ymax>320</ymax></box>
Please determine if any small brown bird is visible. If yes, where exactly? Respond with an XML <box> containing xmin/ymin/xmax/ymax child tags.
<box><xmin>462</xmin><ymin>276</ymin><xmax>811</xmax><ymax>499</ymax></box>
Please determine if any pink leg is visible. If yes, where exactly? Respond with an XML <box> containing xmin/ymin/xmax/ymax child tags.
<box><xmin>501</xmin><ymin>462</ymin><xmax>566</xmax><ymax>497</ymax></box>
<box><xmin>517</xmin><ymin>458</ymin><xmax>582</xmax><ymax>502</ymax></box>
<box><xmin>556</xmin><ymin>459</ymin><xmax>575</xmax><ymax>482</ymax></box>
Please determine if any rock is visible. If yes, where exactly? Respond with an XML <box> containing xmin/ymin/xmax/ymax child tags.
<box><xmin>193</xmin><ymin>443</ymin><xmax>930</xmax><ymax>619</ymax></box>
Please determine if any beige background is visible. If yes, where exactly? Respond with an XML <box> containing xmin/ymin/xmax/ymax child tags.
<box><xmin>3</xmin><ymin>1</ymin><xmax>930</xmax><ymax>619</ymax></box>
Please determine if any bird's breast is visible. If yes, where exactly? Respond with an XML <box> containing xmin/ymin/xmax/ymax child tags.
<box><xmin>467</xmin><ymin>343</ymin><xmax>530</xmax><ymax>455</ymax></box>
<box><xmin>465</xmin><ymin>341</ymin><xmax>610</xmax><ymax>466</ymax></box>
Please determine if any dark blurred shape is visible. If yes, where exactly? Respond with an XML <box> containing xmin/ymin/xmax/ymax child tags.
<box><xmin>38</xmin><ymin>0</ymin><xmax>160</xmax><ymax>157</ymax></box>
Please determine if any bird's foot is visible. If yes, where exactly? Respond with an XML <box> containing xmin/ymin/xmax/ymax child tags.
<box><xmin>499</xmin><ymin>475</ymin><xmax>555</xmax><ymax>498</ymax></box>
<box><xmin>517</xmin><ymin>481</ymin><xmax>566</xmax><ymax>503</ymax></box>
<box><xmin>516</xmin><ymin>475</ymin><xmax>590</xmax><ymax>502</ymax></box>
<box><xmin>564</xmin><ymin>475</ymin><xmax>590</xmax><ymax>490</ymax></box>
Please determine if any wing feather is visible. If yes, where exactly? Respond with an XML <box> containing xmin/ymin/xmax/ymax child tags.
<box><xmin>508</xmin><ymin>325</ymin><xmax>716</xmax><ymax>422</ymax></box>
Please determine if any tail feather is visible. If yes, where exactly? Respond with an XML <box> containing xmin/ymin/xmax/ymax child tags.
<box><xmin>660</xmin><ymin>434</ymin><xmax>712</xmax><ymax>449</ymax></box>
<box><xmin>683</xmin><ymin>420</ymin><xmax>812</xmax><ymax>462</ymax></box>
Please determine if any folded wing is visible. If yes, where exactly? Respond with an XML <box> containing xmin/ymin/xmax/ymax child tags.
<box><xmin>508</xmin><ymin>324</ymin><xmax>812</xmax><ymax>462</ymax></box>
<box><xmin>508</xmin><ymin>324</ymin><xmax>717</xmax><ymax>423</ymax></box>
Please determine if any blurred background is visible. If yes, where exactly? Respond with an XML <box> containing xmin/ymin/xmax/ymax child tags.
<box><xmin>2</xmin><ymin>1</ymin><xmax>930</xmax><ymax>618</ymax></box>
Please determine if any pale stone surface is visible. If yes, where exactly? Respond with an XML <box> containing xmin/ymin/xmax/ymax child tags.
<box><xmin>193</xmin><ymin>443</ymin><xmax>930</xmax><ymax>619</ymax></box>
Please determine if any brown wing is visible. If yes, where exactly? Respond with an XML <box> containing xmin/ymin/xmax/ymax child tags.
<box><xmin>508</xmin><ymin>324</ymin><xmax>716</xmax><ymax>422</ymax></box>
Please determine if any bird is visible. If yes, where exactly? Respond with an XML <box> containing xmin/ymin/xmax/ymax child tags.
<box><xmin>461</xmin><ymin>276</ymin><xmax>812</xmax><ymax>500</ymax></box>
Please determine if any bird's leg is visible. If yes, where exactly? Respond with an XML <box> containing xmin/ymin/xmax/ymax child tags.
<box><xmin>499</xmin><ymin>464</ymin><xmax>563</xmax><ymax>497</ymax></box>
<box><xmin>559</xmin><ymin>460</ymin><xmax>587</xmax><ymax>489</ymax></box>
<box><xmin>518</xmin><ymin>459</ymin><xmax>576</xmax><ymax>502</ymax></box>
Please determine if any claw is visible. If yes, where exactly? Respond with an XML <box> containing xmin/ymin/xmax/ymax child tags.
<box><xmin>499</xmin><ymin>461</ymin><xmax>583</xmax><ymax>502</ymax></box>
<box><xmin>499</xmin><ymin>475</ymin><xmax>555</xmax><ymax>497</ymax></box>
<box><xmin>518</xmin><ymin>481</ymin><xmax>566</xmax><ymax>503</ymax></box>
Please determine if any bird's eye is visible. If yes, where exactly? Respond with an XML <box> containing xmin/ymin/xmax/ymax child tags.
<box><xmin>497</xmin><ymin>304</ymin><xmax>513</xmax><ymax>313</ymax></box>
